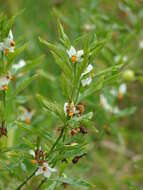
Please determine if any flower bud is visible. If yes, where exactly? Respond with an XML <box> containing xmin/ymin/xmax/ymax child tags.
<box><xmin>122</xmin><ymin>69</ymin><xmax>135</xmax><ymax>82</ymax></box>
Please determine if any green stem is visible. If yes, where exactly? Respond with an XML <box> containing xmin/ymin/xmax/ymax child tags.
<box><xmin>46</xmin><ymin>126</ymin><xmax>65</xmax><ymax>159</ymax></box>
<box><xmin>75</xmin><ymin>82</ymin><xmax>81</xmax><ymax>104</ymax></box>
<box><xmin>15</xmin><ymin>127</ymin><xmax>66</xmax><ymax>190</ymax></box>
<box><xmin>35</xmin><ymin>178</ymin><xmax>47</xmax><ymax>190</ymax></box>
<box><xmin>36</xmin><ymin>125</ymin><xmax>67</xmax><ymax>190</ymax></box>
<box><xmin>15</xmin><ymin>168</ymin><xmax>37</xmax><ymax>190</ymax></box>
<box><xmin>71</xmin><ymin>63</ymin><xmax>77</xmax><ymax>100</ymax></box>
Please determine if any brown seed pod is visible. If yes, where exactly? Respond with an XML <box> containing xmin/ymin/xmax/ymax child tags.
<box><xmin>0</xmin><ymin>121</ymin><xmax>7</xmax><ymax>137</ymax></box>
<box><xmin>72</xmin><ymin>153</ymin><xmax>86</xmax><ymax>164</ymax></box>
<box><xmin>71</xmin><ymin>129</ymin><xmax>77</xmax><ymax>136</ymax></box>
<box><xmin>63</xmin><ymin>182</ymin><xmax>68</xmax><ymax>188</ymax></box>
<box><xmin>79</xmin><ymin>126</ymin><xmax>87</xmax><ymax>135</ymax></box>
<box><xmin>0</xmin><ymin>127</ymin><xmax>7</xmax><ymax>137</ymax></box>
<box><xmin>76</xmin><ymin>103</ymin><xmax>85</xmax><ymax>116</ymax></box>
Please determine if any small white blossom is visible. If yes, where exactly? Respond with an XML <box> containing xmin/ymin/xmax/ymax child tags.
<box><xmin>110</xmin><ymin>88</ymin><xmax>118</xmax><ymax>96</ymax></box>
<box><xmin>100</xmin><ymin>94</ymin><xmax>120</xmax><ymax>115</ymax></box>
<box><xmin>12</xmin><ymin>59</ymin><xmax>26</xmax><ymax>72</ymax></box>
<box><xmin>81</xmin><ymin>64</ymin><xmax>93</xmax><ymax>77</ymax></box>
<box><xmin>119</xmin><ymin>83</ymin><xmax>127</xmax><ymax>95</ymax></box>
<box><xmin>0</xmin><ymin>42</ymin><xmax>4</xmax><ymax>52</ymax></box>
<box><xmin>19</xmin><ymin>107</ymin><xmax>35</xmax><ymax>124</ymax></box>
<box><xmin>114</xmin><ymin>55</ymin><xmax>121</xmax><ymax>63</ymax></box>
<box><xmin>3</xmin><ymin>30</ymin><xmax>15</xmax><ymax>53</ymax></box>
<box><xmin>112</xmin><ymin>106</ymin><xmax>120</xmax><ymax>114</ymax></box>
<box><xmin>100</xmin><ymin>94</ymin><xmax>112</xmax><ymax>112</ymax></box>
<box><xmin>0</xmin><ymin>30</ymin><xmax>15</xmax><ymax>54</ymax></box>
<box><xmin>64</xmin><ymin>102</ymin><xmax>68</xmax><ymax>115</ymax></box>
<box><xmin>114</xmin><ymin>55</ymin><xmax>128</xmax><ymax>63</ymax></box>
<box><xmin>67</xmin><ymin>46</ymin><xmax>84</xmax><ymax>62</ymax></box>
<box><xmin>0</xmin><ymin>76</ymin><xmax>10</xmax><ymax>91</ymax></box>
<box><xmin>64</xmin><ymin>102</ymin><xmax>76</xmax><ymax>117</ymax></box>
<box><xmin>83</xmin><ymin>23</ymin><xmax>95</xmax><ymax>31</ymax></box>
<box><xmin>123</xmin><ymin>55</ymin><xmax>128</xmax><ymax>62</ymax></box>
<box><xmin>139</xmin><ymin>40</ymin><xmax>143</xmax><ymax>49</ymax></box>
<box><xmin>81</xmin><ymin>77</ymin><xmax>92</xmax><ymax>87</ymax></box>
<box><xmin>35</xmin><ymin>162</ymin><xmax>57</xmax><ymax>178</ymax></box>
<box><xmin>29</xmin><ymin>149</ymin><xmax>35</xmax><ymax>158</ymax></box>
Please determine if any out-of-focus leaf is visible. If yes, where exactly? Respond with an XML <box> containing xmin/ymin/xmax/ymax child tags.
<box><xmin>36</xmin><ymin>94</ymin><xmax>65</xmax><ymax>122</ymax></box>
<box><xmin>12</xmin><ymin>74</ymin><xmax>38</xmax><ymax>97</ymax></box>
<box><xmin>57</xmin><ymin>20</ymin><xmax>71</xmax><ymax>48</ymax></box>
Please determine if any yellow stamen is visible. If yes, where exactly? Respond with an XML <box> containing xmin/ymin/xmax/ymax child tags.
<box><xmin>31</xmin><ymin>159</ymin><xmax>36</xmax><ymax>164</ymax></box>
<box><xmin>25</xmin><ymin>118</ymin><xmax>31</xmax><ymax>124</ymax></box>
<box><xmin>5</xmin><ymin>48</ymin><xmax>9</xmax><ymax>56</ymax></box>
<box><xmin>71</xmin><ymin>55</ymin><xmax>77</xmax><ymax>62</ymax></box>
<box><xmin>69</xmin><ymin>111</ymin><xmax>73</xmax><ymax>118</ymax></box>
<box><xmin>2</xmin><ymin>85</ymin><xmax>8</xmax><ymax>91</ymax></box>
<box><xmin>118</xmin><ymin>92</ymin><xmax>123</xmax><ymax>100</ymax></box>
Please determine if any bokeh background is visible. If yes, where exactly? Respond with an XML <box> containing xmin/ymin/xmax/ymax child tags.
<box><xmin>1</xmin><ymin>0</ymin><xmax>143</xmax><ymax>189</ymax></box>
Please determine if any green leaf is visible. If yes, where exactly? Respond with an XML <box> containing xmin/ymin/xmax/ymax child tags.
<box><xmin>78</xmin><ymin>76</ymin><xmax>104</xmax><ymax>102</ymax></box>
<box><xmin>57</xmin><ymin>20</ymin><xmax>71</xmax><ymax>48</ymax></box>
<box><xmin>68</xmin><ymin>112</ymin><xmax>93</xmax><ymax>125</ymax></box>
<box><xmin>51</xmin><ymin>51</ymin><xmax>72</xmax><ymax>78</ymax></box>
<box><xmin>7</xmin><ymin>43</ymin><xmax>29</xmax><ymax>70</ymax></box>
<box><xmin>58</xmin><ymin>176</ymin><xmax>94</xmax><ymax>189</ymax></box>
<box><xmin>45</xmin><ymin>181</ymin><xmax>57</xmax><ymax>190</ymax></box>
<box><xmin>21</xmin><ymin>55</ymin><xmax>45</xmax><ymax>73</ymax></box>
<box><xmin>12</xmin><ymin>74</ymin><xmax>38</xmax><ymax>97</ymax></box>
<box><xmin>39</xmin><ymin>37</ymin><xmax>65</xmax><ymax>57</ymax></box>
<box><xmin>36</xmin><ymin>94</ymin><xmax>65</xmax><ymax>122</ymax></box>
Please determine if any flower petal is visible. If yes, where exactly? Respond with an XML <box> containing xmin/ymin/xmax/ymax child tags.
<box><xmin>81</xmin><ymin>64</ymin><xmax>93</xmax><ymax>77</ymax></box>
<box><xmin>35</xmin><ymin>167</ymin><xmax>43</xmax><ymax>176</ymax></box>
<box><xmin>67</xmin><ymin>46</ymin><xmax>76</xmax><ymax>58</ymax></box>
<box><xmin>0</xmin><ymin>77</ymin><xmax>10</xmax><ymax>90</ymax></box>
<box><xmin>81</xmin><ymin>77</ymin><xmax>92</xmax><ymax>87</ymax></box>
<box><xmin>44</xmin><ymin>170</ymin><xmax>51</xmax><ymax>178</ymax></box>
<box><xmin>119</xmin><ymin>83</ymin><xmax>127</xmax><ymax>95</ymax></box>
<box><xmin>77</xmin><ymin>50</ymin><xmax>84</xmax><ymax>58</ymax></box>
<box><xmin>9</xmin><ymin>30</ymin><xmax>13</xmax><ymax>40</ymax></box>
<box><xmin>64</xmin><ymin>102</ymin><xmax>68</xmax><ymax>115</ymax></box>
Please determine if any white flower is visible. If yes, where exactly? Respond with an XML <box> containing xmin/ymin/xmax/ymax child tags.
<box><xmin>114</xmin><ymin>55</ymin><xmax>128</xmax><ymax>63</ymax></box>
<box><xmin>110</xmin><ymin>88</ymin><xmax>118</xmax><ymax>96</ymax></box>
<box><xmin>81</xmin><ymin>77</ymin><xmax>92</xmax><ymax>87</ymax></box>
<box><xmin>64</xmin><ymin>102</ymin><xmax>68</xmax><ymax>115</ymax></box>
<box><xmin>29</xmin><ymin>149</ymin><xmax>35</xmax><ymax>158</ymax></box>
<box><xmin>35</xmin><ymin>162</ymin><xmax>57</xmax><ymax>178</ymax></box>
<box><xmin>114</xmin><ymin>55</ymin><xmax>121</xmax><ymax>63</ymax></box>
<box><xmin>119</xmin><ymin>83</ymin><xmax>127</xmax><ymax>95</ymax></box>
<box><xmin>100</xmin><ymin>94</ymin><xmax>112</xmax><ymax>112</ymax></box>
<box><xmin>0</xmin><ymin>76</ymin><xmax>10</xmax><ymax>91</ymax></box>
<box><xmin>123</xmin><ymin>55</ymin><xmax>128</xmax><ymax>62</ymax></box>
<box><xmin>112</xmin><ymin>106</ymin><xmax>120</xmax><ymax>114</ymax></box>
<box><xmin>3</xmin><ymin>30</ymin><xmax>15</xmax><ymax>54</ymax></box>
<box><xmin>0</xmin><ymin>42</ymin><xmax>4</xmax><ymax>52</ymax></box>
<box><xmin>100</xmin><ymin>94</ymin><xmax>120</xmax><ymax>115</ymax></box>
<box><xmin>83</xmin><ymin>23</ymin><xmax>95</xmax><ymax>31</ymax></box>
<box><xmin>19</xmin><ymin>107</ymin><xmax>35</xmax><ymax>124</ymax></box>
<box><xmin>12</xmin><ymin>59</ymin><xmax>26</xmax><ymax>72</ymax></box>
<box><xmin>64</xmin><ymin>102</ymin><xmax>76</xmax><ymax>117</ymax></box>
<box><xmin>81</xmin><ymin>64</ymin><xmax>93</xmax><ymax>77</ymax></box>
<box><xmin>67</xmin><ymin>46</ymin><xmax>84</xmax><ymax>62</ymax></box>
<box><xmin>139</xmin><ymin>40</ymin><xmax>143</xmax><ymax>49</ymax></box>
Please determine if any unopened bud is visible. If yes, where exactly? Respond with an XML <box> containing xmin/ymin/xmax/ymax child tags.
<box><xmin>122</xmin><ymin>69</ymin><xmax>135</xmax><ymax>82</ymax></box>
